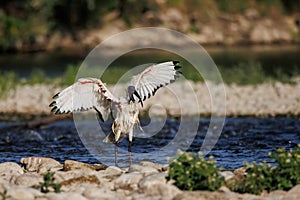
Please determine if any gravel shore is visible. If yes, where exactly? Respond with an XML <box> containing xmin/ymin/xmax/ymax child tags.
<box><xmin>0</xmin><ymin>81</ymin><xmax>299</xmax><ymax>118</ymax></box>
<box><xmin>0</xmin><ymin>157</ymin><xmax>299</xmax><ymax>200</ymax></box>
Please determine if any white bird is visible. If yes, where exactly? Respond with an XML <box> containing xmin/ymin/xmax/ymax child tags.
<box><xmin>49</xmin><ymin>61</ymin><xmax>182</xmax><ymax>166</ymax></box>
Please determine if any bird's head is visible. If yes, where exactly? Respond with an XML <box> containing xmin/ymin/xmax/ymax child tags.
<box><xmin>127</xmin><ymin>85</ymin><xmax>143</xmax><ymax>107</ymax></box>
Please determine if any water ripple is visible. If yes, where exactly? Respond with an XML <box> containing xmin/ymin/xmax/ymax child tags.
<box><xmin>0</xmin><ymin>117</ymin><xmax>299</xmax><ymax>169</ymax></box>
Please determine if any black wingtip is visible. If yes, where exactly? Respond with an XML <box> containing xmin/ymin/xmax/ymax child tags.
<box><xmin>53</xmin><ymin>92</ymin><xmax>60</xmax><ymax>99</ymax></box>
<box><xmin>51</xmin><ymin>106</ymin><xmax>58</xmax><ymax>113</ymax></box>
<box><xmin>49</xmin><ymin>101</ymin><xmax>56</xmax><ymax>107</ymax></box>
<box><xmin>174</xmin><ymin>65</ymin><xmax>182</xmax><ymax>70</ymax></box>
<box><xmin>173</xmin><ymin>61</ymin><xmax>182</xmax><ymax>74</ymax></box>
<box><xmin>173</xmin><ymin>61</ymin><xmax>180</xmax><ymax>65</ymax></box>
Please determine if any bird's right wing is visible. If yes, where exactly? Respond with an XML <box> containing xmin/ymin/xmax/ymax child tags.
<box><xmin>129</xmin><ymin>61</ymin><xmax>182</xmax><ymax>105</ymax></box>
<box><xmin>49</xmin><ymin>78</ymin><xmax>119</xmax><ymax>121</ymax></box>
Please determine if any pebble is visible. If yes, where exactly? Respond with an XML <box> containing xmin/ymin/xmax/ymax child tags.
<box><xmin>15</xmin><ymin>173</ymin><xmax>43</xmax><ymax>187</ymax></box>
<box><xmin>138</xmin><ymin>172</ymin><xmax>167</xmax><ymax>189</ymax></box>
<box><xmin>139</xmin><ymin>161</ymin><xmax>164</xmax><ymax>171</ymax></box>
<box><xmin>54</xmin><ymin>170</ymin><xmax>97</xmax><ymax>184</ymax></box>
<box><xmin>60</xmin><ymin>175</ymin><xmax>100</xmax><ymax>188</ymax></box>
<box><xmin>141</xmin><ymin>181</ymin><xmax>182</xmax><ymax>198</ymax></box>
<box><xmin>0</xmin><ymin>158</ymin><xmax>300</xmax><ymax>199</ymax></box>
<box><xmin>83</xmin><ymin>187</ymin><xmax>124</xmax><ymax>200</ymax></box>
<box><xmin>0</xmin><ymin>162</ymin><xmax>24</xmax><ymax>182</ymax></box>
<box><xmin>113</xmin><ymin>172</ymin><xmax>143</xmax><ymax>190</ymax></box>
<box><xmin>218</xmin><ymin>171</ymin><xmax>235</xmax><ymax>181</ymax></box>
<box><xmin>20</xmin><ymin>157</ymin><xmax>63</xmax><ymax>174</ymax></box>
<box><xmin>46</xmin><ymin>192</ymin><xmax>87</xmax><ymax>200</ymax></box>
<box><xmin>1</xmin><ymin>81</ymin><xmax>300</xmax><ymax>116</ymax></box>
<box><xmin>64</xmin><ymin>160</ymin><xmax>96</xmax><ymax>171</ymax></box>
<box><xmin>6</xmin><ymin>186</ymin><xmax>42</xmax><ymax>200</ymax></box>
<box><xmin>101</xmin><ymin>166</ymin><xmax>123</xmax><ymax>179</ymax></box>
<box><xmin>284</xmin><ymin>185</ymin><xmax>300</xmax><ymax>200</ymax></box>
<box><xmin>128</xmin><ymin>164</ymin><xmax>158</xmax><ymax>176</ymax></box>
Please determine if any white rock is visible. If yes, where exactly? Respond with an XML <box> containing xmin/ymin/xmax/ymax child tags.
<box><xmin>46</xmin><ymin>192</ymin><xmax>87</xmax><ymax>200</ymax></box>
<box><xmin>15</xmin><ymin>173</ymin><xmax>43</xmax><ymax>187</ymax></box>
<box><xmin>35</xmin><ymin>197</ymin><xmax>49</xmax><ymax>200</ymax></box>
<box><xmin>102</xmin><ymin>166</ymin><xmax>123</xmax><ymax>179</ymax></box>
<box><xmin>113</xmin><ymin>172</ymin><xmax>143</xmax><ymax>190</ymax></box>
<box><xmin>139</xmin><ymin>166</ymin><xmax>159</xmax><ymax>176</ymax></box>
<box><xmin>139</xmin><ymin>182</ymin><xmax>182</xmax><ymax>199</ymax></box>
<box><xmin>138</xmin><ymin>172</ymin><xmax>167</xmax><ymax>189</ymax></box>
<box><xmin>129</xmin><ymin>165</ymin><xmax>158</xmax><ymax>176</ymax></box>
<box><xmin>0</xmin><ymin>162</ymin><xmax>23</xmax><ymax>175</ymax></box>
<box><xmin>54</xmin><ymin>170</ymin><xmax>97</xmax><ymax>183</ymax></box>
<box><xmin>140</xmin><ymin>161</ymin><xmax>163</xmax><ymax>171</ymax></box>
<box><xmin>64</xmin><ymin>160</ymin><xmax>96</xmax><ymax>171</ymax></box>
<box><xmin>83</xmin><ymin>187</ymin><xmax>124</xmax><ymax>200</ymax></box>
<box><xmin>0</xmin><ymin>162</ymin><xmax>24</xmax><ymax>182</ymax></box>
<box><xmin>20</xmin><ymin>157</ymin><xmax>63</xmax><ymax>174</ymax></box>
<box><xmin>6</xmin><ymin>187</ymin><xmax>42</xmax><ymax>200</ymax></box>
<box><xmin>131</xmin><ymin>193</ymin><xmax>162</xmax><ymax>200</ymax></box>
<box><xmin>218</xmin><ymin>171</ymin><xmax>235</xmax><ymax>181</ymax></box>
<box><xmin>284</xmin><ymin>185</ymin><xmax>300</xmax><ymax>200</ymax></box>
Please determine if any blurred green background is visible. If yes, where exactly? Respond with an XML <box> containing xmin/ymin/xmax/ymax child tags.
<box><xmin>0</xmin><ymin>0</ymin><xmax>299</xmax><ymax>49</ymax></box>
<box><xmin>0</xmin><ymin>0</ymin><xmax>300</xmax><ymax>96</ymax></box>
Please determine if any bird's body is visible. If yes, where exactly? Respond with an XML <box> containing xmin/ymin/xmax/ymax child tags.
<box><xmin>103</xmin><ymin>98</ymin><xmax>139</xmax><ymax>143</ymax></box>
<box><xmin>50</xmin><ymin>61</ymin><xmax>182</xmax><ymax>166</ymax></box>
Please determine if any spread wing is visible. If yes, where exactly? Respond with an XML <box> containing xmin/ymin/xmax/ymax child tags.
<box><xmin>129</xmin><ymin>61</ymin><xmax>182</xmax><ymax>105</ymax></box>
<box><xmin>49</xmin><ymin>78</ymin><xmax>119</xmax><ymax>121</ymax></box>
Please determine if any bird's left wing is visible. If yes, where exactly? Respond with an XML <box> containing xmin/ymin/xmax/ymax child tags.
<box><xmin>129</xmin><ymin>61</ymin><xmax>182</xmax><ymax>105</ymax></box>
<box><xmin>49</xmin><ymin>78</ymin><xmax>119</xmax><ymax>121</ymax></box>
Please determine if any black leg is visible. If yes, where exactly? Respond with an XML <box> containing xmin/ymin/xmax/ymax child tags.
<box><xmin>115</xmin><ymin>142</ymin><xmax>118</xmax><ymax>167</ymax></box>
<box><xmin>128</xmin><ymin>141</ymin><xmax>132</xmax><ymax>167</ymax></box>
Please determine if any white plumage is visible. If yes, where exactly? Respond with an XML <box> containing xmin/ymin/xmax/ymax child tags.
<box><xmin>50</xmin><ymin>61</ymin><xmax>182</xmax><ymax>166</ymax></box>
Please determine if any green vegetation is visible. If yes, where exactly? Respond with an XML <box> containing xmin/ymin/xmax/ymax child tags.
<box><xmin>39</xmin><ymin>172</ymin><xmax>61</xmax><ymax>193</ymax></box>
<box><xmin>60</xmin><ymin>64</ymin><xmax>80</xmax><ymax>86</ymax></box>
<box><xmin>219</xmin><ymin>62</ymin><xmax>266</xmax><ymax>85</ymax></box>
<box><xmin>0</xmin><ymin>71</ymin><xmax>17</xmax><ymax>97</ymax></box>
<box><xmin>168</xmin><ymin>145</ymin><xmax>300</xmax><ymax>194</ymax></box>
<box><xmin>1</xmin><ymin>60</ymin><xmax>300</xmax><ymax>97</ymax></box>
<box><xmin>167</xmin><ymin>152</ymin><xmax>225</xmax><ymax>191</ymax></box>
<box><xmin>230</xmin><ymin>145</ymin><xmax>300</xmax><ymax>194</ymax></box>
<box><xmin>0</xmin><ymin>189</ymin><xmax>8</xmax><ymax>200</ymax></box>
<box><xmin>0</xmin><ymin>1</ymin><xmax>118</xmax><ymax>50</ymax></box>
<box><xmin>0</xmin><ymin>0</ymin><xmax>299</xmax><ymax>51</ymax></box>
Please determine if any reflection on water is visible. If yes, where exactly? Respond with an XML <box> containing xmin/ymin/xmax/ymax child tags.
<box><xmin>0</xmin><ymin>117</ymin><xmax>299</xmax><ymax>169</ymax></box>
<box><xmin>1</xmin><ymin>45</ymin><xmax>300</xmax><ymax>80</ymax></box>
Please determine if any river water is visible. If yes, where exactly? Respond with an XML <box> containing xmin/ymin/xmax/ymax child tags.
<box><xmin>1</xmin><ymin>45</ymin><xmax>300</xmax><ymax>79</ymax></box>
<box><xmin>0</xmin><ymin>117</ymin><xmax>299</xmax><ymax>169</ymax></box>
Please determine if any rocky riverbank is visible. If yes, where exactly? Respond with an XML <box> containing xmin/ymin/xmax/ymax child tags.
<box><xmin>0</xmin><ymin>80</ymin><xmax>299</xmax><ymax>118</ymax></box>
<box><xmin>0</xmin><ymin>157</ymin><xmax>299</xmax><ymax>200</ymax></box>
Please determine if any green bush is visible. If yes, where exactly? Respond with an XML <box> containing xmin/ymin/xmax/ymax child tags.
<box><xmin>231</xmin><ymin>145</ymin><xmax>300</xmax><ymax>194</ymax></box>
<box><xmin>39</xmin><ymin>172</ymin><xmax>61</xmax><ymax>193</ymax></box>
<box><xmin>28</xmin><ymin>68</ymin><xmax>49</xmax><ymax>85</ymax></box>
<box><xmin>167</xmin><ymin>152</ymin><xmax>225</xmax><ymax>191</ymax></box>
<box><xmin>269</xmin><ymin>146</ymin><xmax>300</xmax><ymax>190</ymax></box>
<box><xmin>0</xmin><ymin>71</ymin><xmax>17</xmax><ymax>97</ymax></box>
<box><xmin>168</xmin><ymin>145</ymin><xmax>300</xmax><ymax>194</ymax></box>
<box><xmin>231</xmin><ymin>161</ymin><xmax>274</xmax><ymax>194</ymax></box>
<box><xmin>59</xmin><ymin>64</ymin><xmax>79</xmax><ymax>86</ymax></box>
<box><xmin>220</xmin><ymin>62</ymin><xmax>267</xmax><ymax>85</ymax></box>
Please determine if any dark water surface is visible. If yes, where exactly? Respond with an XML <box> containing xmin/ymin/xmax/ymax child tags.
<box><xmin>1</xmin><ymin>45</ymin><xmax>300</xmax><ymax>78</ymax></box>
<box><xmin>0</xmin><ymin>117</ymin><xmax>299</xmax><ymax>169</ymax></box>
